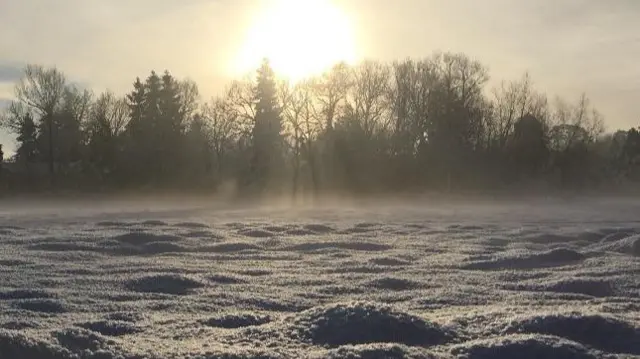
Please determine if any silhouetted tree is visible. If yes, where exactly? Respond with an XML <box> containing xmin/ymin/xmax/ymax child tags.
<box><xmin>250</xmin><ymin>59</ymin><xmax>284</xmax><ymax>193</ymax></box>
<box><xmin>87</xmin><ymin>91</ymin><xmax>129</xmax><ymax>177</ymax></box>
<box><xmin>15</xmin><ymin>112</ymin><xmax>38</xmax><ymax>165</ymax></box>
<box><xmin>202</xmin><ymin>96</ymin><xmax>239</xmax><ymax>179</ymax></box>
<box><xmin>509</xmin><ymin>114</ymin><xmax>549</xmax><ymax>179</ymax></box>
<box><xmin>14</xmin><ymin>65</ymin><xmax>67</xmax><ymax>181</ymax></box>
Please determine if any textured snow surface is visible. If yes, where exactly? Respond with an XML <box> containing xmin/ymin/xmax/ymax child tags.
<box><xmin>0</xmin><ymin>198</ymin><xmax>639</xmax><ymax>358</ymax></box>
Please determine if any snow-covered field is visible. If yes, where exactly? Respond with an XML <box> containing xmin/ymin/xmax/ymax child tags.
<box><xmin>0</xmin><ymin>198</ymin><xmax>639</xmax><ymax>359</ymax></box>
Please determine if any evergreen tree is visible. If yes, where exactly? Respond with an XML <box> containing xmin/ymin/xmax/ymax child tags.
<box><xmin>126</xmin><ymin>77</ymin><xmax>146</xmax><ymax>138</ymax></box>
<box><xmin>158</xmin><ymin>71</ymin><xmax>185</xmax><ymax>176</ymax></box>
<box><xmin>510</xmin><ymin>114</ymin><xmax>549</xmax><ymax>179</ymax></box>
<box><xmin>16</xmin><ymin>112</ymin><xmax>39</xmax><ymax>165</ymax></box>
<box><xmin>250</xmin><ymin>59</ymin><xmax>283</xmax><ymax>192</ymax></box>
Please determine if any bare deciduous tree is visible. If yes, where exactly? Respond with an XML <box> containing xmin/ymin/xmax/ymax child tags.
<box><xmin>490</xmin><ymin>73</ymin><xmax>549</xmax><ymax>149</ymax></box>
<box><xmin>202</xmin><ymin>96</ymin><xmax>240</xmax><ymax>175</ymax></box>
<box><xmin>312</xmin><ymin>62</ymin><xmax>352</xmax><ymax>132</ymax></box>
<box><xmin>90</xmin><ymin>91</ymin><xmax>130</xmax><ymax>137</ymax></box>
<box><xmin>14</xmin><ymin>65</ymin><xmax>67</xmax><ymax>177</ymax></box>
<box><xmin>344</xmin><ymin>61</ymin><xmax>391</xmax><ymax>137</ymax></box>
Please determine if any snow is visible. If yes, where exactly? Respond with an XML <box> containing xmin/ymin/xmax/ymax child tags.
<box><xmin>0</xmin><ymin>197</ymin><xmax>639</xmax><ymax>358</ymax></box>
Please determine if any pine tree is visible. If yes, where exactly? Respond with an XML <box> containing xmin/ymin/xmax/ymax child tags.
<box><xmin>126</xmin><ymin>77</ymin><xmax>146</xmax><ymax>138</ymax></box>
<box><xmin>250</xmin><ymin>59</ymin><xmax>283</xmax><ymax>192</ymax></box>
<box><xmin>16</xmin><ymin>112</ymin><xmax>38</xmax><ymax>165</ymax></box>
<box><xmin>158</xmin><ymin>71</ymin><xmax>185</xmax><ymax>177</ymax></box>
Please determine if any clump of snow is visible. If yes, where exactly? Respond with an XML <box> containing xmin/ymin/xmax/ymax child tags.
<box><xmin>0</xmin><ymin>330</ymin><xmax>70</xmax><ymax>359</ymax></box>
<box><xmin>462</xmin><ymin>248</ymin><xmax>585</xmax><ymax>270</ymax></box>
<box><xmin>208</xmin><ymin>274</ymin><xmax>247</xmax><ymax>284</ymax></box>
<box><xmin>285</xmin><ymin>228</ymin><xmax>316</xmax><ymax>236</ymax></box>
<box><xmin>139</xmin><ymin>220</ymin><xmax>167</xmax><ymax>227</ymax></box>
<box><xmin>592</xmin><ymin>234</ymin><xmax>640</xmax><ymax>256</ymax></box>
<box><xmin>124</xmin><ymin>274</ymin><xmax>204</xmax><ymax>295</ymax></box>
<box><xmin>368</xmin><ymin>277</ymin><xmax>421</xmax><ymax>291</ymax></box>
<box><xmin>13</xmin><ymin>299</ymin><xmax>68</xmax><ymax>313</ymax></box>
<box><xmin>175</xmin><ymin>222</ymin><xmax>210</xmax><ymax>229</ymax></box>
<box><xmin>1</xmin><ymin>320</ymin><xmax>41</xmax><ymax>330</ymax></box>
<box><xmin>291</xmin><ymin>302</ymin><xmax>455</xmax><ymax>347</ymax></box>
<box><xmin>240</xmin><ymin>229</ymin><xmax>275</xmax><ymax>238</ymax></box>
<box><xmin>113</xmin><ymin>232</ymin><xmax>182</xmax><ymax>245</ymax></box>
<box><xmin>302</xmin><ymin>224</ymin><xmax>335</xmax><ymax>234</ymax></box>
<box><xmin>54</xmin><ymin>328</ymin><xmax>110</xmax><ymax>352</ymax></box>
<box><xmin>104</xmin><ymin>312</ymin><xmax>144</xmax><ymax>323</ymax></box>
<box><xmin>79</xmin><ymin>320</ymin><xmax>141</xmax><ymax>337</ymax></box>
<box><xmin>369</xmin><ymin>257</ymin><xmax>411</xmax><ymax>266</ymax></box>
<box><xmin>451</xmin><ymin>334</ymin><xmax>599</xmax><ymax>359</ymax></box>
<box><xmin>502</xmin><ymin>313</ymin><xmax>640</xmax><ymax>354</ymax></box>
<box><xmin>200</xmin><ymin>243</ymin><xmax>262</xmax><ymax>253</ymax></box>
<box><xmin>0</xmin><ymin>289</ymin><xmax>56</xmax><ymax>300</ymax></box>
<box><xmin>285</xmin><ymin>241</ymin><xmax>392</xmax><ymax>252</ymax></box>
<box><xmin>323</xmin><ymin>343</ymin><xmax>440</xmax><ymax>359</ymax></box>
<box><xmin>203</xmin><ymin>313</ymin><xmax>271</xmax><ymax>329</ymax></box>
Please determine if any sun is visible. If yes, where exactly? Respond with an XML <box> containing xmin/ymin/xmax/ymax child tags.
<box><xmin>235</xmin><ymin>0</ymin><xmax>357</xmax><ymax>82</ymax></box>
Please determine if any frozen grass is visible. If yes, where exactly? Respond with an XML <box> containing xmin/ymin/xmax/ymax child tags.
<box><xmin>0</xmin><ymin>200</ymin><xmax>639</xmax><ymax>358</ymax></box>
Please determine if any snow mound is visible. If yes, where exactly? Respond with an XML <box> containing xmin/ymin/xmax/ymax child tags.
<box><xmin>175</xmin><ymin>221</ymin><xmax>210</xmax><ymax>229</ymax></box>
<box><xmin>208</xmin><ymin>274</ymin><xmax>247</xmax><ymax>284</ymax></box>
<box><xmin>462</xmin><ymin>248</ymin><xmax>585</xmax><ymax>270</ymax></box>
<box><xmin>125</xmin><ymin>274</ymin><xmax>204</xmax><ymax>295</ymax></box>
<box><xmin>543</xmin><ymin>279</ymin><xmax>615</xmax><ymax>297</ymax></box>
<box><xmin>200</xmin><ymin>243</ymin><xmax>262</xmax><ymax>253</ymax></box>
<box><xmin>95</xmin><ymin>221</ymin><xmax>131</xmax><ymax>227</ymax></box>
<box><xmin>451</xmin><ymin>334</ymin><xmax>598</xmax><ymax>359</ymax></box>
<box><xmin>13</xmin><ymin>299</ymin><xmax>68</xmax><ymax>313</ymax></box>
<box><xmin>284</xmin><ymin>241</ymin><xmax>392</xmax><ymax>252</ymax></box>
<box><xmin>0</xmin><ymin>330</ymin><xmax>70</xmax><ymax>359</ymax></box>
<box><xmin>503</xmin><ymin>313</ymin><xmax>640</xmax><ymax>354</ymax></box>
<box><xmin>239</xmin><ymin>269</ymin><xmax>272</xmax><ymax>277</ymax></box>
<box><xmin>54</xmin><ymin>328</ymin><xmax>107</xmax><ymax>351</ymax></box>
<box><xmin>137</xmin><ymin>241</ymin><xmax>188</xmax><ymax>254</ymax></box>
<box><xmin>507</xmin><ymin>278</ymin><xmax>616</xmax><ymax>298</ymax></box>
<box><xmin>369</xmin><ymin>257</ymin><xmax>410</xmax><ymax>266</ymax></box>
<box><xmin>323</xmin><ymin>343</ymin><xmax>440</xmax><ymax>359</ymax></box>
<box><xmin>285</xmin><ymin>228</ymin><xmax>316</xmax><ymax>236</ymax></box>
<box><xmin>28</xmin><ymin>242</ymin><xmax>94</xmax><ymax>252</ymax></box>
<box><xmin>0</xmin><ymin>289</ymin><xmax>56</xmax><ymax>300</ymax></box>
<box><xmin>592</xmin><ymin>234</ymin><xmax>640</xmax><ymax>256</ymax></box>
<box><xmin>79</xmin><ymin>320</ymin><xmax>141</xmax><ymax>336</ymax></box>
<box><xmin>139</xmin><ymin>220</ymin><xmax>167</xmax><ymax>226</ymax></box>
<box><xmin>303</xmin><ymin>224</ymin><xmax>335</xmax><ymax>234</ymax></box>
<box><xmin>113</xmin><ymin>232</ymin><xmax>182</xmax><ymax>245</ymax></box>
<box><xmin>369</xmin><ymin>277</ymin><xmax>421</xmax><ymax>291</ymax></box>
<box><xmin>1</xmin><ymin>320</ymin><xmax>41</xmax><ymax>330</ymax></box>
<box><xmin>526</xmin><ymin>233</ymin><xmax>578</xmax><ymax>244</ymax></box>
<box><xmin>104</xmin><ymin>312</ymin><xmax>144</xmax><ymax>323</ymax></box>
<box><xmin>203</xmin><ymin>313</ymin><xmax>271</xmax><ymax>329</ymax></box>
<box><xmin>292</xmin><ymin>302</ymin><xmax>455</xmax><ymax>347</ymax></box>
<box><xmin>240</xmin><ymin>229</ymin><xmax>275</xmax><ymax>238</ymax></box>
<box><xmin>599</xmin><ymin>231</ymin><xmax>636</xmax><ymax>243</ymax></box>
<box><xmin>242</xmin><ymin>297</ymin><xmax>308</xmax><ymax>312</ymax></box>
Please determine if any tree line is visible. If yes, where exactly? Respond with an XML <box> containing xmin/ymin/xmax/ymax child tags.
<box><xmin>1</xmin><ymin>52</ymin><xmax>640</xmax><ymax>196</ymax></box>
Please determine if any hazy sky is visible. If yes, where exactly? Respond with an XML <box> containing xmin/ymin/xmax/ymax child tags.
<box><xmin>1</xmin><ymin>0</ymin><xmax>639</xmax><ymax>152</ymax></box>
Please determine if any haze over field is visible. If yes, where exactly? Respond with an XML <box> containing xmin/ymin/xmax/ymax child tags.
<box><xmin>0</xmin><ymin>199</ymin><xmax>639</xmax><ymax>358</ymax></box>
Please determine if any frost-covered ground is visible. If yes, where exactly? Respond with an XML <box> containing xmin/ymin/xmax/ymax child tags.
<box><xmin>0</xmin><ymin>197</ymin><xmax>639</xmax><ymax>359</ymax></box>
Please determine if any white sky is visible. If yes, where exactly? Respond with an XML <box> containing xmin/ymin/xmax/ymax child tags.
<box><xmin>1</xmin><ymin>0</ymin><xmax>639</xmax><ymax>152</ymax></box>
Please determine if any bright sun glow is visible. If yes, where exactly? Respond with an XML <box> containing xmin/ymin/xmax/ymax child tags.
<box><xmin>235</xmin><ymin>0</ymin><xmax>357</xmax><ymax>82</ymax></box>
